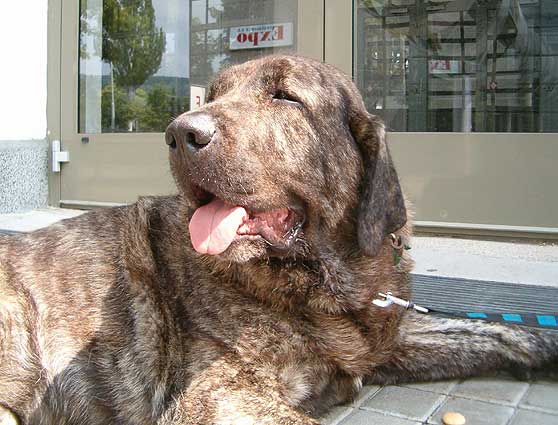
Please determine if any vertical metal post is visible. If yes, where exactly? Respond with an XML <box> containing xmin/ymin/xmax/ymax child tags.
<box><xmin>407</xmin><ymin>0</ymin><xmax>428</xmax><ymax>131</ymax></box>
<box><xmin>474</xmin><ymin>0</ymin><xmax>488</xmax><ymax>132</ymax></box>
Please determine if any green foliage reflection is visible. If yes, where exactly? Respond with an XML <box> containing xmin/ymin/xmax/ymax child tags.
<box><xmin>102</xmin><ymin>0</ymin><xmax>165</xmax><ymax>94</ymax></box>
<box><xmin>95</xmin><ymin>0</ymin><xmax>188</xmax><ymax>132</ymax></box>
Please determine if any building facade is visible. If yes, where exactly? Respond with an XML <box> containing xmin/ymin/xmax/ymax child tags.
<box><xmin>1</xmin><ymin>0</ymin><xmax>557</xmax><ymax>237</ymax></box>
<box><xmin>0</xmin><ymin>1</ymin><xmax>49</xmax><ymax>213</ymax></box>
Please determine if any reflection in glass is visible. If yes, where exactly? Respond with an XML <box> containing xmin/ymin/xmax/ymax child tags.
<box><xmin>355</xmin><ymin>0</ymin><xmax>558</xmax><ymax>133</ymax></box>
<box><xmin>79</xmin><ymin>0</ymin><xmax>298</xmax><ymax>134</ymax></box>
<box><xmin>189</xmin><ymin>0</ymin><xmax>298</xmax><ymax>87</ymax></box>
<box><xmin>79</xmin><ymin>0</ymin><xmax>189</xmax><ymax>133</ymax></box>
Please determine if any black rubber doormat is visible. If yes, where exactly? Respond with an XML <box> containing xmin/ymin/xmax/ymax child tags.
<box><xmin>411</xmin><ymin>274</ymin><xmax>558</xmax><ymax>320</ymax></box>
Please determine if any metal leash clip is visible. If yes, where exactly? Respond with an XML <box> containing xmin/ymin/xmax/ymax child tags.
<box><xmin>372</xmin><ymin>292</ymin><xmax>429</xmax><ymax>314</ymax></box>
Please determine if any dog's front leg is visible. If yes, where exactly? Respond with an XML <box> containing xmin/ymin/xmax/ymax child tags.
<box><xmin>367</xmin><ymin>312</ymin><xmax>558</xmax><ymax>384</ymax></box>
<box><xmin>158</xmin><ymin>354</ymin><xmax>319</xmax><ymax>425</ymax></box>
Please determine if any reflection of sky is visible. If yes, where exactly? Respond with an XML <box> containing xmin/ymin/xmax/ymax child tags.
<box><xmin>192</xmin><ymin>0</ymin><xmax>223</xmax><ymax>25</ymax></box>
<box><xmin>81</xmin><ymin>0</ymin><xmax>190</xmax><ymax>79</ymax></box>
<box><xmin>152</xmin><ymin>0</ymin><xmax>190</xmax><ymax>78</ymax></box>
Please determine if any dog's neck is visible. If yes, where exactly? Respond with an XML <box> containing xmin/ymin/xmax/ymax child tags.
<box><xmin>206</xmin><ymin>242</ymin><xmax>407</xmax><ymax>316</ymax></box>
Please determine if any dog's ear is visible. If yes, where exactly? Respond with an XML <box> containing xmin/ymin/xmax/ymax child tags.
<box><xmin>350</xmin><ymin>111</ymin><xmax>407</xmax><ymax>257</ymax></box>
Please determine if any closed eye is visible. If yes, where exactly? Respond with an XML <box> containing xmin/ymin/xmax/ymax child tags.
<box><xmin>272</xmin><ymin>90</ymin><xmax>302</xmax><ymax>107</ymax></box>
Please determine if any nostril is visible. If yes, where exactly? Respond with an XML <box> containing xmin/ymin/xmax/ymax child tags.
<box><xmin>186</xmin><ymin>132</ymin><xmax>197</xmax><ymax>147</ymax></box>
<box><xmin>169</xmin><ymin>113</ymin><xmax>216</xmax><ymax>151</ymax></box>
<box><xmin>185</xmin><ymin>129</ymin><xmax>214</xmax><ymax>149</ymax></box>
<box><xmin>166</xmin><ymin>132</ymin><xmax>177</xmax><ymax>150</ymax></box>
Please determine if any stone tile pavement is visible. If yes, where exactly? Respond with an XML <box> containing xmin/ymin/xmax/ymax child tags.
<box><xmin>320</xmin><ymin>375</ymin><xmax>558</xmax><ymax>425</ymax></box>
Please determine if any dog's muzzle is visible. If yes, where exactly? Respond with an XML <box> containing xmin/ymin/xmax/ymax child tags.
<box><xmin>166</xmin><ymin>112</ymin><xmax>217</xmax><ymax>152</ymax></box>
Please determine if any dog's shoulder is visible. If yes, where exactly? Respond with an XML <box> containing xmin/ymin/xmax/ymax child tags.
<box><xmin>10</xmin><ymin>195</ymin><xmax>180</xmax><ymax>243</ymax></box>
<box><xmin>126</xmin><ymin>194</ymin><xmax>182</xmax><ymax>232</ymax></box>
<box><xmin>0</xmin><ymin>195</ymin><xmax>183</xmax><ymax>281</ymax></box>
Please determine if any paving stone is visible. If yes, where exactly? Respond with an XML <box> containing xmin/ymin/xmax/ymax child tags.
<box><xmin>319</xmin><ymin>384</ymin><xmax>382</xmax><ymax>424</ymax></box>
<box><xmin>450</xmin><ymin>377</ymin><xmax>529</xmax><ymax>406</ymax></box>
<box><xmin>519</xmin><ymin>383</ymin><xmax>558</xmax><ymax>413</ymax></box>
<box><xmin>509</xmin><ymin>409</ymin><xmax>558</xmax><ymax>425</ymax></box>
<box><xmin>350</xmin><ymin>385</ymin><xmax>382</xmax><ymax>407</ymax></box>
<box><xmin>428</xmin><ymin>397</ymin><xmax>515</xmax><ymax>425</ymax></box>
<box><xmin>340</xmin><ymin>409</ymin><xmax>421</xmax><ymax>425</ymax></box>
<box><xmin>361</xmin><ymin>386</ymin><xmax>445</xmax><ymax>421</ymax></box>
<box><xmin>400</xmin><ymin>380</ymin><xmax>458</xmax><ymax>395</ymax></box>
<box><xmin>320</xmin><ymin>406</ymin><xmax>354</xmax><ymax>425</ymax></box>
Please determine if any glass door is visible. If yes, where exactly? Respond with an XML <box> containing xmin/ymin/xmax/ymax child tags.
<box><xmin>353</xmin><ymin>0</ymin><xmax>558</xmax><ymax>234</ymax></box>
<box><xmin>59</xmin><ymin>0</ymin><xmax>323</xmax><ymax>207</ymax></box>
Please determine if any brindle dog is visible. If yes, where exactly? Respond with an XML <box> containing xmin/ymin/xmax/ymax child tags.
<box><xmin>0</xmin><ymin>55</ymin><xmax>556</xmax><ymax>424</ymax></box>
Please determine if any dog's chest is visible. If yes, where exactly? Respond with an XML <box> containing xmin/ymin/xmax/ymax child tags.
<box><xmin>180</xmin><ymin>262</ymin><xmax>392</xmax><ymax>409</ymax></box>
<box><xmin>268</xmin><ymin>313</ymin><xmax>375</xmax><ymax>410</ymax></box>
<box><xmin>203</xmin><ymin>298</ymin><xmax>375</xmax><ymax>391</ymax></box>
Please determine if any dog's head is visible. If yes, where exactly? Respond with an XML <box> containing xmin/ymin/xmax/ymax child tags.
<box><xmin>166</xmin><ymin>55</ymin><xmax>406</xmax><ymax>263</ymax></box>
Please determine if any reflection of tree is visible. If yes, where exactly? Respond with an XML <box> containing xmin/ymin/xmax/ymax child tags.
<box><xmin>102</xmin><ymin>0</ymin><xmax>166</xmax><ymax>99</ymax></box>
<box><xmin>101</xmin><ymin>0</ymin><xmax>164</xmax><ymax>130</ymax></box>
<box><xmin>102</xmin><ymin>84</ymin><xmax>185</xmax><ymax>133</ymax></box>
<box><xmin>143</xmin><ymin>85</ymin><xmax>176</xmax><ymax>131</ymax></box>
<box><xmin>80</xmin><ymin>0</ymin><xmax>190</xmax><ymax>132</ymax></box>
<box><xmin>101</xmin><ymin>84</ymin><xmax>130</xmax><ymax>130</ymax></box>
<box><xmin>190</xmin><ymin>17</ymin><xmax>228</xmax><ymax>86</ymax></box>
<box><xmin>79</xmin><ymin>0</ymin><xmax>103</xmax><ymax>60</ymax></box>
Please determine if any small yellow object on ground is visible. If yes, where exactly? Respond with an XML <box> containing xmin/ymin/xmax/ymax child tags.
<box><xmin>442</xmin><ymin>411</ymin><xmax>466</xmax><ymax>425</ymax></box>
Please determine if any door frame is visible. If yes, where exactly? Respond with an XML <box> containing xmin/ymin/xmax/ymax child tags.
<box><xmin>47</xmin><ymin>0</ymin><xmax>62</xmax><ymax>207</ymax></box>
<box><xmin>58</xmin><ymin>0</ymin><xmax>174</xmax><ymax>208</ymax></box>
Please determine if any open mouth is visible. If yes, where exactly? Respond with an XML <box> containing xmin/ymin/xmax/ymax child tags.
<box><xmin>188</xmin><ymin>187</ymin><xmax>305</xmax><ymax>256</ymax></box>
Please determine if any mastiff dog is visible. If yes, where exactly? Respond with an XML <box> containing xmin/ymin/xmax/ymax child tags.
<box><xmin>0</xmin><ymin>55</ymin><xmax>556</xmax><ymax>424</ymax></box>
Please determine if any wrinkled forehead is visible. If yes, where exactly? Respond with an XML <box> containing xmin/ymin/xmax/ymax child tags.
<box><xmin>208</xmin><ymin>56</ymin><xmax>346</xmax><ymax>108</ymax></box>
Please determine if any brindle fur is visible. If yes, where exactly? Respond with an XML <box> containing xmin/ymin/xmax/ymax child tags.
<box><xmin>0</xmin><ymin>55</ymin><xmax>556</xmax><ymax>424</ymax></box>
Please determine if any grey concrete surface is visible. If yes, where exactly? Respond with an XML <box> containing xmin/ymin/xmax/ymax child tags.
<box><xmin>0</xmin><ymin>140</ymin><xmax>49</xmax><ymax>213</ymax></box>
<box><xmin>321</xmin><ymin>378</ymin><xmax>558</xmax><ymax>425</ymax></box>
<box><xmin>519</xmin><ymin>383</ymin><xmax>558</xmax><ymax>413</ymax></box>
<box><xmin>361</xmin><ymin>386</ymin><xmax>446</xmax><ymax>422</ymax></box>
<box><xmin>451</xmin><ymin>377</ymin><xmax>529</xmax><ymax>406</ymax></box>
<box><xmin>412</xmin><ymin>235</ymin><xmax>558</xmax><ymax>287</ymax></box>
<box><xmin>0</xmin><ymin>207</ymin><xmax>84</xmax><ymax>233</ymax></box>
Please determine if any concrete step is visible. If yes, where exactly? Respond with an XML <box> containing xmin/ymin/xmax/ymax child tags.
<box><xmin>412</xmin><ymin>235</ymin><xmax>558</xmax><ymax>288</ymax></box>
<box><xmin>0</xmin><ymin>207</ymin><xmax>84</xmax><ymax>234</ymax></box>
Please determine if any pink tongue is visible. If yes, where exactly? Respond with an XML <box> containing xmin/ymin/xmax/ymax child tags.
<box><xmin>189</xmin><ymin>198</ymin><xmax>248</xmax><ymax>255</ymax></box>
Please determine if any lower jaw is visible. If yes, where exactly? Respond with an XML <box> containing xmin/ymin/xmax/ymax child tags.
<box><xmin>233</xmin><ymin>234</ymin><xmax>295</xmax><ymax>257</ymax></box>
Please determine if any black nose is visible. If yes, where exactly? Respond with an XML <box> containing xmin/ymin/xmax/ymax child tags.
<box><xmin>165</xmin><ymin>112</ymin><xmax>216</xmax><ymax>151</ymax></box>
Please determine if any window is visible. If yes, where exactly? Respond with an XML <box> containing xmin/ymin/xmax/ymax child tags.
<box><xmin>78</xmin><ymin>0</ymin><xmax>297</xmax><ymax>134</ymax></box>
<box><xmin>355</xmin><ymin>0</ymin><xmax>558</xmax><ymax>132</ymax></box>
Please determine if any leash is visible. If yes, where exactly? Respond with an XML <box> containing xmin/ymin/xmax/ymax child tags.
<box><xmin>372</xmin><ymin>292</ymin><xmax>558</xmax><ymax>329</ymax></box>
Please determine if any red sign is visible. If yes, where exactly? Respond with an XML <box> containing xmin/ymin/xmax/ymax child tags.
<box><xmin>230</xmin><ymin>23</ymin><xmax>293</xmax><ymax>50</ymax></box>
